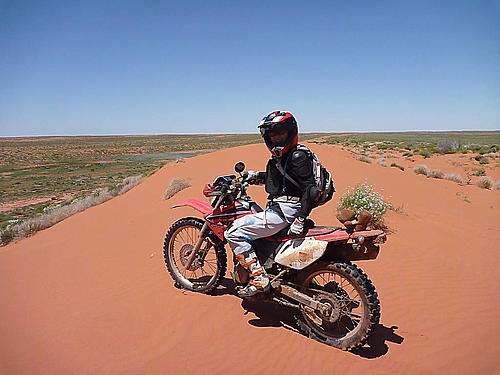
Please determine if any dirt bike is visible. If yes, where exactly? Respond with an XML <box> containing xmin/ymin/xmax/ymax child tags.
<box><xmin>163</xmin><ymin>162</ymin><xmax>386</xmax><ymax>350</ymax></box>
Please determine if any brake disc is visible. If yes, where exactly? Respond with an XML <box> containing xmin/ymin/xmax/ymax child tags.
<box><xmin>179</xmin><ymin>244</ymin><xmax>199</xmax><ymax>271</ymax></box>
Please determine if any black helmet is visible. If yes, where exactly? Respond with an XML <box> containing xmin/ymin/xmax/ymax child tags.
<box><xmin>258</xmin><ymin>111</ymin><xmax>298</xmax><ymax>157</ymax></box>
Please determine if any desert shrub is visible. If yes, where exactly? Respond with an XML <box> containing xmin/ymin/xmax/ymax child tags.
<box><xmin>471</xmin><ymin>168</ymin><xmax>486</xmax><ymax>176</ymax></box>
<box><xmin>165</xmin><ymin>178</ymin><xmax>191</xmax><ymax>199</ymax></box>
<box><xmin>338</xmin><ymin>184</ymin><xmax>388</xmax><ymax>226</ymax></box>
<box><xmin>466</xmin><ymin>144</ymin><xmax>482</xmax><ymax>152</ymax></box>
<box><xmin>494</xmin><ymin>181</ymin><xmax>500</xmax><ymax>190</ymax></box>
<box><xmin>376</xmin><ymin>143</ymin><xmax>393</xmax><ymax>150</ymax></box>
<box><xmin>444</xmin><ymin>174</ymin><xmax>464</xmax><ymax>184</ymax></box>
<box><xmin>478</xmin><ymin>146</ymin><xmax>491</xmax><ymax>155</ymax></box>
<box><xmin>428</xmin><ymin>169</ymin><xmax>445</xmax><ymax>179</ymax></box>
<box><xmin>377</xmin><ymin>159</ymin><xmax>387</xmax><ymax>167</ymax></box>
<box><xmin>437</xmin><ymin>140</ymin><xmax>459</xmax><ymax>154</ymax></box>
<box><xmin>390</xmin><ymin>163</ymin><xmax>404</xmax><ymax>171</ymax></box>
<box><xmin>417</xmin><ymin>150</ymin><xmax>431</xmax><ymax>158</ymax></box>
<box><xmin>0</xmin><ymin>174</ymin><xmax>144</xmax><ymax>246</ymax></box>
<box><xmin>358</xmin><ymin>156</ymin><xmax>372</xmax><ymax>163</ymax></box>
<box><xmin>112</xmin><ymin>175</ymin><xmax>144</xmax><ymax>196</ymax></box>
<box><xmin>402</xmin><ymin>152</ymin><xmax>413</xmax><ymax>157</ymax></box>
<box><xmin>478</xmin><ymin>157</ymin><xmax>489</xmax><ymax>165</ymax></box>
<box><xmin>413</xmin><ymin>164</ymin><xmax>429</xmax><ymax>175</ymax></box>
<box><xmin>0</xmin><ymin>228</ymin><xmax>15</xmax><ymax>246</ymax></box>
<box><xmin>476</xmin><ymin>176</ymin><xmax>492</xmax><ymax>189</ymax></box>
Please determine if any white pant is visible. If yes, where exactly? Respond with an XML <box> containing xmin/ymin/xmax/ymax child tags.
<box><xmin>225</xmin><ymin>202</ymin><xmax>300</xmax><ymax>255</ymax></box>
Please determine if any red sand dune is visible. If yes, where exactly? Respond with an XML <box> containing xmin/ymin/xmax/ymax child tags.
<box><xmin>1</xmin><ymin>142</ymin><xmax>499</xmax><ymax>375</ymax></box>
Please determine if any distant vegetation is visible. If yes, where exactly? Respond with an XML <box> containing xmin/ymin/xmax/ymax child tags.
<box><xmin>0</xmin><ymin>133</ymin><xmax>326</xmax><ymax>244</ymax></box>
<box><xmin>324</xmin><ymin>131</ymin><xmax>499</xmax><ymax>155</ymax></box>
<box><xmin>1</xmin><ymin>175</ymin><xmax>144</xmax><ymax>246</ymax></box>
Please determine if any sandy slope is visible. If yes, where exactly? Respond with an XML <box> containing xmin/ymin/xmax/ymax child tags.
<box><xmin>1</xmin><ymin>142</ymin><xmax>499</xmax><ymax>375</ymax></box>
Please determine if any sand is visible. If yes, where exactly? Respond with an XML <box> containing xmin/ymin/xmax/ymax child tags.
<box><xmin>1</xmin><ymin>142</ymin><xmax>499</xmax><ymax>375</ymax></box>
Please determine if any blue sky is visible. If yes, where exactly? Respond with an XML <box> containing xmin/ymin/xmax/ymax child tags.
<box><xmin>0</xmin><ymin>1</ymin><xmax>499</xmax><ymax>136</ymax></box>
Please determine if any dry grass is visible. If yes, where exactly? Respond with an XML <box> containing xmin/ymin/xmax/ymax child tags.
<box><xmin>414</xmin><ymin>165</ymin><xmax>465</xmax><ymax>184</ymax></box>
<box><xmin>377</xmin><ymin>158</ymin><xmax>387</xmax><ymax>167</ymax></box>
<box><xmin>494</xmin><ymin>181</ymin><xmax>500</xmax><ymax>190</ymax></box>
<box><xmin>112</xmin><ymin>175</ymin><xmax>144</xmax><ymax>195</ymax></box>
<box><xmin>0</xmin><ymin>175</ymin><xmax>144</xmax><ymax>246</ymax></box>
<box><xmin>444</xmin><ymin>173</ymin><xmax>465</xmax><ymax>184</ymax></box>
<box><xmin>164</xmin><ymin>178</ymin><xmax>191</xmax><ymax>199</ymax></box>
<box><xmin>476</xmin><ymin>176</ymin><xmax>493</xmax><ymax>189</ymax></box>
<box><xmin>390</xmin><ymin>163</ymin><xmax>404</xmax><ymax>171</ymax></box>
<box><xmin>358</xmin><ymin>156</ymin><xmax>372</xmax><ymax>163</ymax></box>
<box><xmin>456</xmin><ymin>192</ymin><xmax>471</xmax><ymax>203</ymax></box>
<box><xmin>471</xmin><ymin>168</ymin><xmax>486</xmax><ymax>176</ymax></box>
<box><xmin>413</xmin><ymin>164</ymin><xmax>429</xmax><ymax>175</ymax></box>
<box><xmin>427</xmin><ymin>169</ymin><xmax>445</xmax><ymax>179</ymax></box>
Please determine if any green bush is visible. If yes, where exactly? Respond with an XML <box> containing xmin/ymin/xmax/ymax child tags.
<box><xmin>0</xmin><ymin>228</ymin><xmax>15</xmax><ymax>246</ymax></box>
<box><xmin>478</xmin><ymin>146</ymin><xmax>492</xmax><ymax>155</ymax></box>
<box><xmin>417</xmin><ymin>150</ymin><xmax>431</xmax><ymax>158</ymax></box>
<box><xmin>479</xmin><ymin>157</ymin><xmax>489</xmax><ymax>165</ymax></box>
<box><xmin>472</xmin><ymin>168</ymin><xmax>486</xmax><ymax>176</ymax></box>
<box><xmin>467</xmin><ymin>144</ymin><xmax>482</xmax><ymax>152</ymax></box>
<box><xmin>338</xmin><ymin>184</ymin><xmax>389</xmax><ymax>225</ymax></box>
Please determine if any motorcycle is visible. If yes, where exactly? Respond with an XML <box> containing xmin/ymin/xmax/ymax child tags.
<box><xmin>163</xmin><ymin>162</ymin><xmax>386</xmax><ymax>350</ymax></box>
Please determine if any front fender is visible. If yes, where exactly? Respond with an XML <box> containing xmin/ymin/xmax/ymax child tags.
<box><xmin>172</xmin><ymin>199</ymin><xmax>213</xmax><ymax>216</ymax></box>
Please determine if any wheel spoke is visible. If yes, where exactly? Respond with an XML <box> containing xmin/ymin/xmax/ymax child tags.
<box><xmin>300</xmin><ymin>266</ymin><xmax>373</xmax><ymax>342</ymax></box>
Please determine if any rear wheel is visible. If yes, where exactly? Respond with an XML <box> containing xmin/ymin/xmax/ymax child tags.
<box><xmin>295</xmin><ymin>262</ymin><xmax>380</xmax><ymax>350</ymax></box>
<box><xmin>163</xmin><ymin>217</ymin><xmax>227</xmax><ymax>293</ymax></box>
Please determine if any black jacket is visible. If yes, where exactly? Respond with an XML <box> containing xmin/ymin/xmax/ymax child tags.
<box><xmin>257</xmin><ymin>145</ymin><xmax>318</xmax><ymax>219</ymax></box>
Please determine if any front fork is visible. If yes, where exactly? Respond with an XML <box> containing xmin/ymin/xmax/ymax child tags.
<box><xmin>184</xmin><ymin>194</ymin><xmax>225</xmax><ymax>270</ymax></box>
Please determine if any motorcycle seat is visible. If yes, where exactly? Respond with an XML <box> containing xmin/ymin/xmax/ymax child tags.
<box><xmin>266</xmin><ymin>222</ymin><xmax>341</xmax><ymax>242</ymax></box>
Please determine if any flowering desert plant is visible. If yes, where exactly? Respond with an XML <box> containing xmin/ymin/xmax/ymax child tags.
<box><xmin>337</xmin><ymin>184</ymin><xmax>389</xmax><ymax>226</ymax></box>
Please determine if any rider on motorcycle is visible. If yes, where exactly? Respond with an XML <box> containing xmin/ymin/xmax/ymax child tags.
<box><xmin>225</xmin><ymin>111</ymin><xmax>320</xmax><ymax>297</ymax></box>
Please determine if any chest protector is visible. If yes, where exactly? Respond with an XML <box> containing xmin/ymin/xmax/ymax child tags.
<box><xmin>274</xmin><ymin>145</ymin><xmax>335</xmax><ymax>207</ymax></box>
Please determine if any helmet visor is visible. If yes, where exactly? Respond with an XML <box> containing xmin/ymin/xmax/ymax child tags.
<box><xmin>258</xmin><ymin>123</ymin><xmax>273</xmax><ymax>136</ymax></box>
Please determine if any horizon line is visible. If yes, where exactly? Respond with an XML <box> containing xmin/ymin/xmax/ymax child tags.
<box><xmin>1</xmin><ymin>128</ymin><xmax>499</xmax><ymax>139</ymax></box>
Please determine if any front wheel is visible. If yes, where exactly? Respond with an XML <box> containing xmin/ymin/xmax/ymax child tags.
<box><xmin>295</xmin><ymin>262</ymin><xmax>380</xmax><ymax>350</ymax></box>
<box><xmin>163</xmin><ymin>217</ymin><xmax>227</xmax><ymax>293</ymax></box>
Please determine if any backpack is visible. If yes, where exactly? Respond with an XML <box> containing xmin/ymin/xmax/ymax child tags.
<box><xmin>274</xmin><ymin>144</ymin><xmax>335</xmax><ymax>207</ymax></box>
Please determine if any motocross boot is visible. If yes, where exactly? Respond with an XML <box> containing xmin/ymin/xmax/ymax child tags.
<box><xmin>235</xmin><ymin>250</ymin><xmax>270</xmax><ymax>298</ymax></box>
